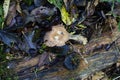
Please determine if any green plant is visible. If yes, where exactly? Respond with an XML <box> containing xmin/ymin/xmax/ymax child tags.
<box><xmin>23</xmin><ymin>0</ymin><xmax>34</xmax><ymax>6</ymax></box>
<box><xmin>69</xmin><ymin>78</ymin><xmax>75</xmax><ymax>80</ymax></box>
<box><xmin>39</xmin><ymin>44</ymin><xmax>47</xmax><ymax>53</ymax></box>
<box><xmin>0</xmin><ymin>5</ymin><xmax>4</xmax><ymax>29</ymax></box>
<box><xmin>47</xmin><ymin>0</ymin><xmax>63</xmax><ymax>9</ymax></box>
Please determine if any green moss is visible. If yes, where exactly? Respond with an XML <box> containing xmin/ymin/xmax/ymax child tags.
<box><xmin>23</xmin><ymin>0</ymin><xmax>34</xmax><ymax>6</ymax></box>
<box><xmin>39</xmin><ymin>44</ymin><xmax>47</xmax><ymax>53</ymax></box>
<box><xmin>0</xmin><ymin>4</ymin><xmax>4</xmax><ymax>29</ymax></box>
<box><xmin>0</xmin><ymin>44</ymin><xmax>17</xmax><ymax>80</ymax></box>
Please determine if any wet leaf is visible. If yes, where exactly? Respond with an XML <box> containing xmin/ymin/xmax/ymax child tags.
<box><xmin>60</xmin><ymin>45</ymin><xmax>69</xmax><ymax>55</ymax></box>
<box><xmin>0</xmin><ymin>30</ymin><xmax>19</xmax><ymax>47</ymax></box>
<box><xmin>77</xmin><ymin>24</ymin><xmax>86</xmax><ymax>29</ymax></box>
<box><xmin>16</xmin><ymin>1</ymin><xmax>22</xmax><ymax>13</ymax></box>
<box><xmin>3</xmin><ymin>0</ymin><xmax>10</xmax><ymax>18</ymax></box>
<box><xmin>19</xmin><ymin>31</ymin><xmax>37</xmax><ymax>56</ymax></box>
<box><xmin>30</xmin><ymin>6</ymin><xmax>56</xmax><ymax>17</ymax></box>
<box><xmin>47</xmin><ymin>0</ymin><xmax>63</xmax><ymax>9</ymax></box>
<box><xmin>38</xmin><ymin>52</ymin><xmax>49</xmax><ymax>67</ymax></box>
<box><xmin>0</xmin><ymin>5</ymin><xmax>4</xmax><ymax>29</ymax></box>
<box><xmin>60</xmin><ymin>6</ymin><xmax>72</xmax><ymax>25</ymax></box>
<box><xmin>25</xmin><ymin>6</ymin><xmax>56</xmax><ymax>23</ymax></box>
<box><xmin>6</xmin><ymin>1</ymin><xmax>16</xmax><ymax>26</ymax></box>
<box><xmin>0</xmin><ymin>5</ymin><xmax>3</xmax><ymax>15</ymax></box>
<box><xmin>64</xmin><ymin>53</ymin><xmax>80</xmax><ymax>70</ymax></box>
<box><xmin>73</xmin><ymin>0</ymin><xmax>86</xmax><ymax>7</ymax></box>
<box><xmin>38</xmin><ymin>52</ymin><xmax>56</xmax><ymax>67</ymax></box>
<box><xmin>34</xmin><ymin>0</ymin><xmax>47</xmax><ymax>7</ymax></box>
<box><xmin>47</xmin><ymin>0</ymin><xmax>75</xmax><ymax>25</ymax></box>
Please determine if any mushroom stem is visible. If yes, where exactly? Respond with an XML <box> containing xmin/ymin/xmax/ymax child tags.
<box><xmin>69</xmin><ymin>34</ymin><xmax>87</xmax><ymax>45</ymax></box>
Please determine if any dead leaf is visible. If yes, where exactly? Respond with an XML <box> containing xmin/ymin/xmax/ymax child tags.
<box><xmin>6</xmin><ymin>1</ymin><xmax>16</xmax><ymax>26</ymax></box>
<box><xmin>16</xmin><ymin>1</ymin><xmax>22</xmax><ymax>13</ymax></box>
<box><xmin>3</xmin><ymin>0</ymin><xmax>10</xmax><ymax>18</ymax></box>
<box><xmin>38</xmin><ymin>52</ymin><xmax>49</xmax><ymax>67</ymax></box>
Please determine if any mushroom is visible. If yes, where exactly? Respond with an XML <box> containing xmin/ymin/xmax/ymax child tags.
<box><xmin>44</xmin><ymin>24</ymin><xmax>87</xmax><ymax>47</ymax></box>
<box><xmin>44</xmin><ymin>24</ymin><xmax>69</xmax><ymax>47</ymax></box>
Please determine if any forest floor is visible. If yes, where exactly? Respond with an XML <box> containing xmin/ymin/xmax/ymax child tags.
<box><xmin>0</xmin><ymin>0</ymin><xmax>120</xmax><ymax>80</ymax></box>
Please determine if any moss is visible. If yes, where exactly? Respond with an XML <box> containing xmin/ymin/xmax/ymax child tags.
<box><xmin>0</xmin><ymin>44</ymin><xmax>17</xmax><ymax>80</ymax></box>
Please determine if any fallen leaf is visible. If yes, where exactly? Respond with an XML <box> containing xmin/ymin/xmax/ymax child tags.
<box><xmin>16</xmin><ymin>1</ymin><xmax>22</xmax><ymax>13</ymax></box>
<box><xmin>0</xmin><ymin>30</ymin><xmax>19</xmax><ymax>47</ymax></box>
<box><xmin>18</xmin><ymin>31</ymin><xmax>37</xmax><ymax>56</ymax></box>
<box><xmin>60</xmin><ymin>6</ymin><xmax>72</xmax><ymax>25</ymax></box>
<box><xmin>6</xmin><ymin>1</ymin><xmax>16</xmax><ymax>26</ymax></box>
<box><xmin>3</xmin><ymin>0</ymin><xmax>10</xmax><ymax>18</ymax></box>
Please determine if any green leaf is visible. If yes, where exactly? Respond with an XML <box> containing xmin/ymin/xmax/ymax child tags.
<box><xmin>117</xmin><ymin>0</ymin><xmax>120</xmax><ymax>2</ymax></box>
<box><xmin>0</xmin><ymin>18</ymin><xmax>2</xmax><ymax>23</ymax></box>
<box><xmin>0</xmin><ymin>5</ymin><xmax>3</xmax><ymax>15</ymax></box>
<box><xmin>23</xmin><ymin>0</ymin><xmax>34</xmax><ymax>6</ymax></box>
<box><xmin>47</xmin><ymin>0</ymin><xmax>63</xmax><ymax>9</ymax></box>
<box><xmin>77</xmin><ymin>24</ymin><xmax>86</xmax><ymax>29</ymax></box>
<box><xmin>47</xmin><ymin>0</ymin><xmax>77</xmax><ymax>25</ymax></box>
<box><xmin>0</xmin><ymin>4</ymin><xmax>4</xmax><ymax>29</ymax></box>
<box><xmin>60</xmin><ymin>6</ymin><xmax>72</xmax><ymax>25</ymax></box>
<box><xmin>47</xmin><ymin>0</ymin><xmax>73</xmax><ymax>25</ymax></box>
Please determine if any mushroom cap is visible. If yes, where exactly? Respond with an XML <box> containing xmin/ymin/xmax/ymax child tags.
<box><xmin>44</xmin><ymin>24</ymin><xmax>69</xmax><ymax>47</ymax></box>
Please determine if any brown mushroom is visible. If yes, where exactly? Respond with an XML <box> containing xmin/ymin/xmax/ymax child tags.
<box><xmin>44</xmin><ymin>24</ymin><xmax>88</xmax><ymax>47</ymax></box>
<box><xmin>44</xmin><ymin>24</ymin><xmax>69</xmax><ymax>47</ymax></box>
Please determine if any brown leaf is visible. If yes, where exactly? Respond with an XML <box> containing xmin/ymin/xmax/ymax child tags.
<box><xmin>38</xmin><ymin>52</ymin><xmax>56</xmax><ymax>68</ymax></box>
<box><xmin>38</xmin><ymin>52</ymin><xmax>49</xmax><ymax>67</ymax></box>
<box><xmin>16</xmin><ymin>1</ymin><xmax>22</xmax><ymax>13</ymax></box>
<box><xmin>6</xmin><ymin>1</ymin><xmax>17</xmax><ymax>26</ymax></box>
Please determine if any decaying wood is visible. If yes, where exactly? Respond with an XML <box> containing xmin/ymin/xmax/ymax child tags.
<box><xmin>11</xmin><ymin>29</ymin><xmax>120</xmax><ymax>80</ymax></box>
<box><xmin>16</xmin><ymin>51</ymin><xmax>120</xmax><ymax>80</ymax></box>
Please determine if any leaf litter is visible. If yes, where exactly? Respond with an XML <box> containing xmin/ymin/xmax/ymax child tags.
<box><xmin>0</xmin><ymin>0</ymin><xmax>120</xmax><ymax>79</ymax></box>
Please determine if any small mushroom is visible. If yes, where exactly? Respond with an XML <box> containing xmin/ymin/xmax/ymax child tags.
<box><xmin>44</xmin><ymin>24</ymin><xmax>69</xmax><ymax>47</ymax></box>
<box><xmin>44</xmin><ymin>24</ymin><xmax>87</xmax><ymax>47</ymax></box>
